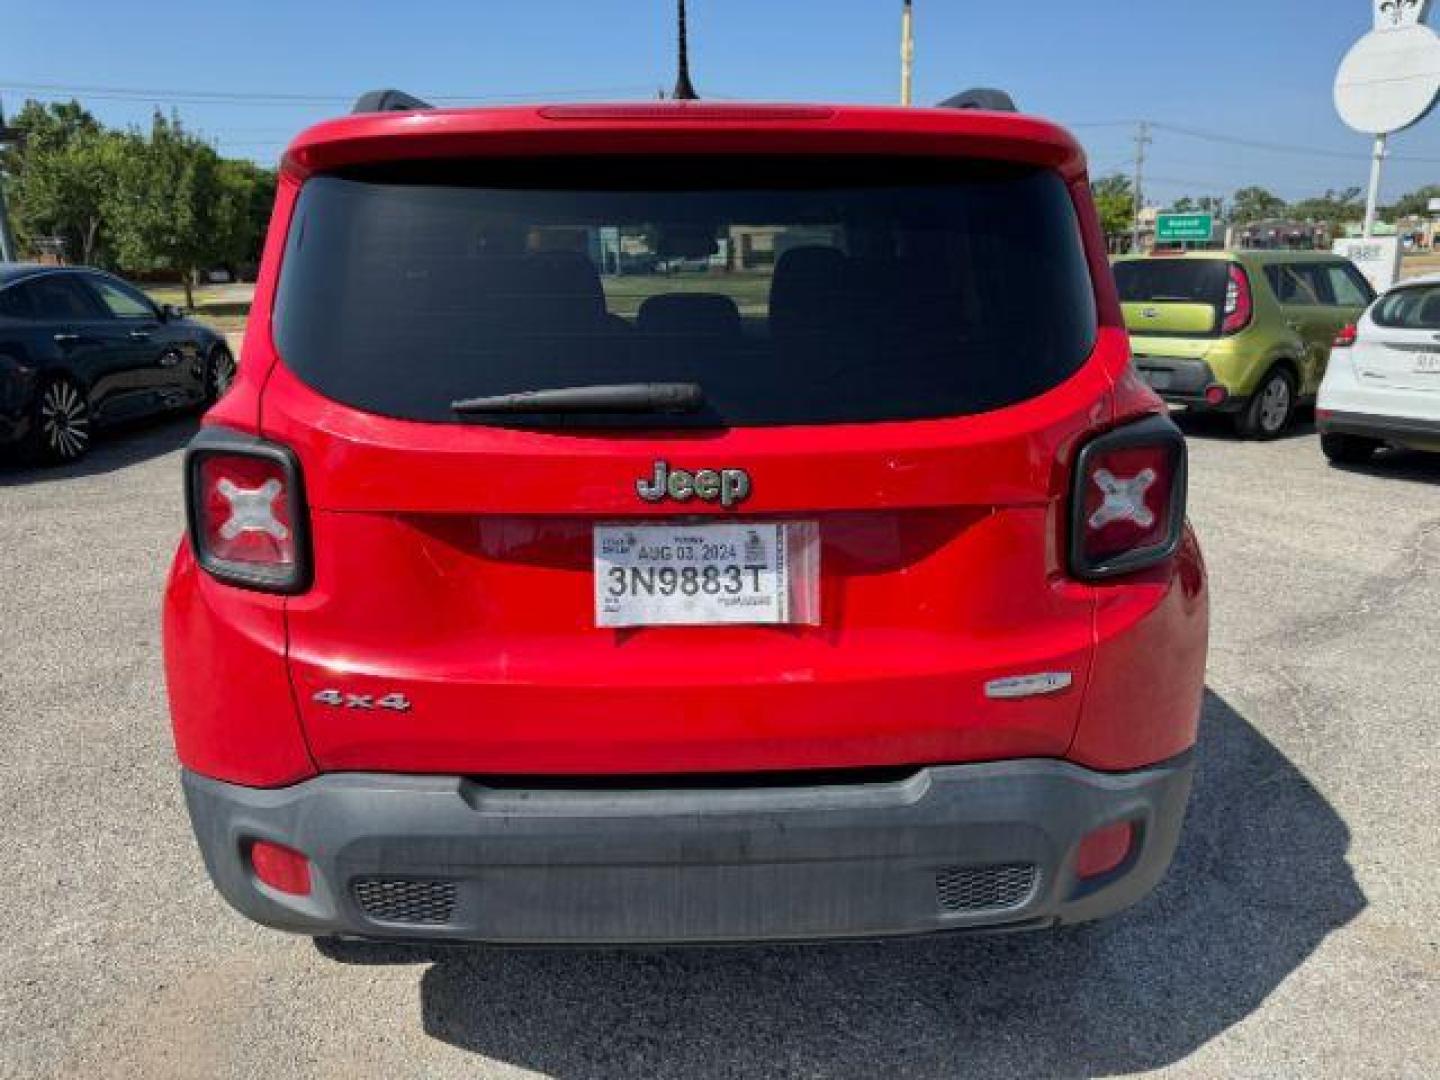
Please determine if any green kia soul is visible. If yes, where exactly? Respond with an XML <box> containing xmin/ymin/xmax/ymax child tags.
<box><xmin>1113</xmin><ymin>251</ymin><xmax>1375</xmax><ymax>438</ymax></box>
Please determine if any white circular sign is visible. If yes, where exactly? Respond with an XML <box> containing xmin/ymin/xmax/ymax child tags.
<box><xmin>1334</xmin><ymin>24</ymin><xmax>1440</xmax><ymax>133</ymax></box>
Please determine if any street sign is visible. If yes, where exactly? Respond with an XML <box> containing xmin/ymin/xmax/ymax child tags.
<box><xmin>1335</xmin><ymin>2</ymin><xmax>1440</xmax><ymax>236</ymax></box>
<box><xmin>1334</xmin><ymin>236</ymin><xmax>1404</xmax><ymax>292</ymax></box>
<box><xmin>1155</xmin><ymin>213</ymin><xmax>1214</xmax><ymax>243</ymax></box>
<box><xmin>1335</xmin><ymin>1</ymin><xmax>1440</xmax><ymax>135</ymax></box>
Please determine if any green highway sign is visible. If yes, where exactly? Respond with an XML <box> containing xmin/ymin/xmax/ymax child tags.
<box><xmin>1155</xmin><ymin>213</ymin><xmax>1214</xmax><ymax>243</ymax></box>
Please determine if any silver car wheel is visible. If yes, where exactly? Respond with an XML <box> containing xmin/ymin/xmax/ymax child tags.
<box><xmin>39</xmin><ymin>380</ymin><xmax>91</xmax><ymax>461</ymax></box>
<box><xmin>1258</xmin><ymin>375</ymin><xmax>1290</xmax><ymax>434</ymax></box>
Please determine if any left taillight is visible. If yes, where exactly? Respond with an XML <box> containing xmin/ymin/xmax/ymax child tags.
<box><xmin>184</xmin><ymin>428</ymin><xmax>311</xmax><ymax>594</ymax></box>
<box><xmin>1070</xmin><ymin>414</ymin><xmax>1188</xmax><ymax>580</ymax></box>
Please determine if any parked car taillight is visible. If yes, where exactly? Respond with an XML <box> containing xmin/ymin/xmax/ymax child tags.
<box><xmin>1333</xmin><ymin>323</ymin><xmax>1358</xmax><ymax>348</ymax></box>
<box><xmin>1220</xmin><ymin>264</ymin><xmax>1252</xmax><ymax>335</ymax></box>
<box><xmin>1070</xmin><ymin>415</ymin><xmax>1187</xmax><ymax>580</ymax></box>
<box><xmin>184</xmin><ymin>428</ymin><xmax>311</xmax><ymax>593</ymax></box>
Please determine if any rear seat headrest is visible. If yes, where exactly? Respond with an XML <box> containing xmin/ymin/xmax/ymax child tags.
<box><xmin>770</xmin><ymin>246</ymin><xmax>848</xmax><ymax>338</ymax></box>
<box><xmin>514</xmin><ymin>253</ymin><xmax>606</xmax><ymax>321</ymax></box>
<box><xmin>637</xmin><ymin>293</ymin><xmax>742</xmax><ymax>337</ymax></box>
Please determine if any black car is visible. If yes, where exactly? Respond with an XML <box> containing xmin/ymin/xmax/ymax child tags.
<box><xmin>0</xmin><ymin>265</ymin><xmax>235</xmax><ymax>463</ymax></box>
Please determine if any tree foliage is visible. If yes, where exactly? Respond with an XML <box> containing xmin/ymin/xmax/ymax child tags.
<box><xmin>1388</xmin><ymin>184</ymin><xmax>1440</xmax><ymax>219</ymax></box>
<box><xmin>3</xmin><ymin>101</ymin><xmax>121</xmax><ymax>265</ymax></box>
<box><xmin>1229</xmin><ymin>186</ymin><xmax>1287</xmax><ymax>224</ymax></box>
<box><xmin>1</xmin><ymin>98</ymin><xmax>274</xmax><ymax>301</ymax></box>
<box><xmin>1091</xmin><ymin>173</ymin><xmax>1135</xmax><ymax>238</ymax></box>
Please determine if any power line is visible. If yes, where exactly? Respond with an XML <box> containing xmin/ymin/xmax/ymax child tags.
<box><xmin>0</xmin><ymin>80</ymin><xmax>656</xmax><ymax>107</ymax></box>
<box><xmin>1071</xmin><ymin>117</ymin><xmax>1440</xmax><ymax>164</ymax></box>
<box><xmin>1150</xmin><ymin>120</ymin><xmax>1440</xmax><ymax>165</ymax></box>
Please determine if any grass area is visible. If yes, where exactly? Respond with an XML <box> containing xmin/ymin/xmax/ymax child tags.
<box><xmin>134</xmin><ymin>254</ymin><xmax>1435</xmax><ymax>341</ymax></box>
<box><xmin>1400</xmin><ymin>252</ymin><xmax>1440</xmax><ymax>281</ymax></box>
<box><xmin>602</xmin><ymin>272</ymin><xmax>773</xmax><ymax>318</ymax></box>
<box><xmin>136</xmin><ymin>272</ymin><xmax>776</xmax><ymax>336</ymax></box>
<box><xmin>145</xmin><ymin>282</ymin><xmax>254</xmax><ymax>336</ymax></box>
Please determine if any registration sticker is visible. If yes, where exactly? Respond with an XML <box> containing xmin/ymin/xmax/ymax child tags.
<box><xmin>594</xmin><ymin>522</ymin><xmax>820</xmax><ymax>627</ymax></box>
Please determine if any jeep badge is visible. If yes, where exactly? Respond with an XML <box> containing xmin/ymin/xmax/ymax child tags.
<box><xmin>636</xmin><ymin>461</ymin><xmax>751</xmax><ymax>508</ymax></box>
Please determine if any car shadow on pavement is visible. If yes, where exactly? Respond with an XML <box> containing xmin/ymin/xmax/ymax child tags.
<box><xmin>0</xmin><ymin>413</ymin><xmax>198</xmax><ymax>486</ymax></box>
<box><xmin>318</xmin><ymin>690</ymin><xmax>1364</xmax><ymax>1079</ymax></box>
<box><xmin>1326</xmin><ymin>447</ymin><xmax>1440</xmax><ymax>484</ymax></box>
<box><xmin>1172</xmin><ymin>409</ymin><xmax>1318</xmax><ymax>442</ymax></box>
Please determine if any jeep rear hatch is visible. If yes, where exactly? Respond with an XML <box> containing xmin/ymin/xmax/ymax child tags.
<box><xmin>259</xmin><ymin>137</ymin><xmax>1123</xmax><ymax>776</ymax></box>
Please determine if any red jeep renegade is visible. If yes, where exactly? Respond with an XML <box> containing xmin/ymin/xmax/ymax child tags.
<box><xmin>164</xmin><ymin>89</ymin><xmax>1208</xmax><ymax>944</ymax></box>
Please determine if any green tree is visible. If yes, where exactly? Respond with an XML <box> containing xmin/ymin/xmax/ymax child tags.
<box><xmin>1169</xmin><ymin>196</ymin><xmax>1197</xmax><ymax>213</ymax></box>
<box><xmin>1387</xmin><ymin>185</ymin><xmax>1440</xmax><ymax>219</ymax></box>
<box><xmin>1288</xmin><ymin>187</ymin><xmax>1364</xmax><ymax>235</ymax></box>
<box><xmin>1230</xmin><ymin>186</ymin><xmax>1287</xmax><ymax>224</ymax></box>
<box><xmin>212</xmin><ymin>158</ymin><xmax>276</xmax><ymax>273</ymax></box>
<box><xmin>104</xmin><ymin>112</ymin><xmax>223</xmax><ymax>308</ymax></box>
<box><xmin>1091</xmin><ymin>173</ymin><xmax>1135</xmax><ymax>240</ymax></box>
<box><xmin>4</xmin><ymin>100</ymin><xmax>121</xmax><ymax>264</ymax></box>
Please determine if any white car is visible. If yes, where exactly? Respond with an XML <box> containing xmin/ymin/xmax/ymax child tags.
<box><xmin>1317</xmin><ymin>271</ymin><xmax>1440</xmax><ymax>464</ymax></box>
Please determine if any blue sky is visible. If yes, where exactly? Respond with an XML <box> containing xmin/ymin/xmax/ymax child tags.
<box><xmin>3</xmin><ymin>0</ymin><xmax>1437</xmax><ymax>207</ymax></box>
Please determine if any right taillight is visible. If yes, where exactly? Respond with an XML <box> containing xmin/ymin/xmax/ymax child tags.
<box><xmin>184</xmin><ymin>428</ymin><xmax>311</xmax><ymax>593</ymax></box>
<box><xmin>1070</xmin><ymin>415</ymin><xmax>1188</xmax><ymax>580</ymax></box>
<box><xmin>1220</xmin><ymin>263</ymin><xmax>1252</xmax><ymax>335</ymax></box>
<box><xmin>1333</xmin><ymin>323</ymin><xmax>1358</xmax><ymax>348</ymax></box>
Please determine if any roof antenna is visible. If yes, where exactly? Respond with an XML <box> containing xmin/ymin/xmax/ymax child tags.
<box><xmin>673</xmin><ymin>0</ymin><xmax>699</xmax><ymax>100</ymax></box>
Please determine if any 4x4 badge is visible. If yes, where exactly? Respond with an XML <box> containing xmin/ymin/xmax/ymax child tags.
<box><xmin>313</xmin><ymin>689</ymin><xmax>411</xmax><ymax>712</ymax></box>
<box><xmin>636</xmin><ymin>460</ymin><xmax>751</xmax><ymax>508</ymax></box>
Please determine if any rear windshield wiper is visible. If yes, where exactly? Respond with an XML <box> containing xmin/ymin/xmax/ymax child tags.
<box><xmin>451</xmin><ymin>382</ymin><xmax>705</xmax><ymax>416</ymax></box>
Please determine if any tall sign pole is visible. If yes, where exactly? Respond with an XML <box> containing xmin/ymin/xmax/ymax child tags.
<box><xmin>1364</xmin><ymin>134</ymin><xmax>1388</xmax><ymax>237</ymax></box>
<box><xmin>1334</xmin><ymin>0</ymin><xmax>1440</xmax><ymax>238</ymax></box>
<box><xmin>901</xmin><ymin>1</ymin><xmax>915</xmax><ymax>106</ymax></box>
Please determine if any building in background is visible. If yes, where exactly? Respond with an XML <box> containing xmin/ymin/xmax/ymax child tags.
<box><xmin>1230</xmin><ymin>219</ymin><xmax>1332</xmax><ymax>250</ymax></box>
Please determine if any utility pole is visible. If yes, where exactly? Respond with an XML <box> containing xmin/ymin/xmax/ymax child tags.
<box><xmin>1131</xmin><ymin>120</ymin><xmax>1151</xmax><ymax>253</ymax></box>
<box><xmin>0</xmin><ymin>98</ymin><xmax>19</xmax><ymax>263</ymax></box>
<box><xmin>673</xmin><ymin>0</ymin><xmax>699</xmax><ymax>101</ymax></box>
<box><xmin>901</xmin><ymin>1</ymin><xmax>915</xmax><ymax>106</ymax></box>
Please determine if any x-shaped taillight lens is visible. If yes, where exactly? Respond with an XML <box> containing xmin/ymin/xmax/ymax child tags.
<box><xmin>187</xmin><ymin>434</ymin><xmax>309</xmax><ymax>592</ymax></box>
<box><xmin>1071</xmin><ymin>417</ymin><xmax>1186</xmax><ymax>579</ymax></box>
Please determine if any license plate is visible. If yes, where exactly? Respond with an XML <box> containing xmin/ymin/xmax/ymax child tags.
<box><xmin>594</xmin><ymin>522</ymin><xmax>819</xmax><ymax>627</ymax></box>
<box><xmin>1413</xmin><ymin>353</ymin><xmax>1440</xmax><ymax>374</ymax></box>
<box><xmin>1138</xmin><ymin>368</ymin><xmax>1173</xmax><ymax>390</ymax></box>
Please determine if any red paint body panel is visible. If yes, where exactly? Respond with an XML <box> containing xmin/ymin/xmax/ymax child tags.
<box><xmin>283</xmin><ymin>104</ymin><xmax>1089</xmax><ymax>183</ymax></box>
<box><xmin>164</xmin><ymin>102</ymin><xmax>1207</xmax><ymax>784</ymax></box>
<box><xmin>1071</xmin><ymin>527</ymin><xmax>1209</xmax><ymax>770</ymax></box>
<box><xmin>162</xmin><ymin>544</ymin><xmax>315</xmax><ymax>786</ymax></box>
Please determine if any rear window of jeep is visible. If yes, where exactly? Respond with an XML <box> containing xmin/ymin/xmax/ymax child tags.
<box><xmin>273</xmin><ymin>156</ymin><xmax>1097</xmax><ymax>427</ymax></box>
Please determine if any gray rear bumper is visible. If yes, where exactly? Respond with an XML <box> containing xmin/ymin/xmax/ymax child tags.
<box><xmin>1318</xmin><ymin>408</ymin><xmax>1440</xmax><ymax>444</ymax></box>
<box><xmin>1131</xmin><ymin>358</ymin><xmax>1239</xmax><ymax>411</ymax></box>
<box><xmin>182</xmin><ymin>755</ymin><xmax>1194</xmax><ymax>945</ymax></box>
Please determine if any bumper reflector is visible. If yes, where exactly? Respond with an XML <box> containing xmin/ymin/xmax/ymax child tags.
<box><xmin>1204</xmin><ymin>385</ymin><xmax>1228</xmax><ymax>406</ymax></box>
<box><xmin>249</xmin><ymin>840</ymin><xmax>312</xmax><ymax>896</ymax></box>
<box><xmin>1076</xmin><ymin>821</ymin><xmax>1134</xmax><ymax>879</ymax></box>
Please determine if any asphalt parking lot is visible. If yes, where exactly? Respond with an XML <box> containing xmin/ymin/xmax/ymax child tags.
<box><xmin>1</xmin><ymin>412</ymin><xmax>1437</xmax><ymax>1079</ymax></box>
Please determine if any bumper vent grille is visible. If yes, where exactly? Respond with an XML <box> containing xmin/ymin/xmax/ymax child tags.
<box><xmin>935</xmin><ymin>863</ymin><xmax>1038</xmax><ymax>913</ymax></box>
<box><xmin>352</xmin><ymin>878</ymin><xmax>458</xmax><ymax>925</ymax></box>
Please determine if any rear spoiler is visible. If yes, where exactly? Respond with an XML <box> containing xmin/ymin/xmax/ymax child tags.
<box><xmin>348</xmin><ymin>86</ymin><xmax>1018</xmax><ymax>116</ymax></box>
